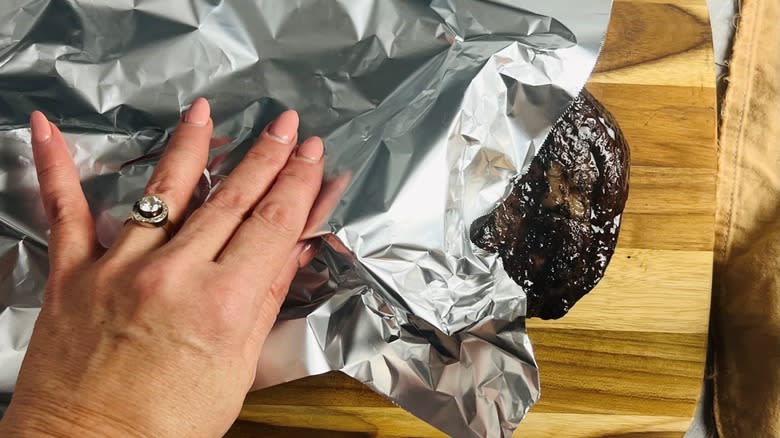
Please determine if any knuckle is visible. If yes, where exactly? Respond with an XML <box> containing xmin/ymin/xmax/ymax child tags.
<box><xmin>36</xmin><ymin>164</ymin><xmax>62</xmax><ymax>184</ymax></box>
<box><xmin>46</xmin><ymin>195</ymin><xmax>75</xmax><ymax>227</ymax></box>
<box><xmin>204</xmin><ymin>187</ymin><xmax>251</xmax><ymax>220</ymax></box>
<box><xmin>267</xmin><ymin>276</ymin><xmax>291</xmax><ymax>308</ymax></box>
<box><xmin>46</xmin><ymin>195</ymin><xmax>89</xmax><ymax>232</ymax></box>
<box><xmin>244</xmin><ymin>145</ymin><xmax>288</xmax><ymax>170</ymax></box>
<box><xmin>130</xmin><ymin>259</ymin><xmax>179</xmax><ymax>297</ymax></box>
<box><xmin>92</xmin><ymin>261</ymin><xmax>120</xmax><ymax>291</ymax></box>
<box><xmin>277</xmin><ymin>167</ymin><xmax>321</xmax><ymax>193</ymax></box>
<box><xmin>206</xmin><ymin>276</ymin><xmax>249</xmax><ymax>325</ymax></box>
<box><xmin>144</xmin><ymin>175</ymin><xmax>181</xmax><ymax>198</ymax></box>
<box><xmin>168</xmin><ymin>128</ymin><xmax>212</xmax><ymax>153</ymax></box>
<box><xmin>36</xmin><ymin>169</ymin><xmax>82</xmax><ymax>226</ymax></box>
<box><xmin>130</xmin><ymin>267</ymin><xmax>163</xmax><ymax>292</ymax></box>
<box><xmin>251</xmin><ymin>201</ymin><xmax>299</xmax><ymax>235</ymax></box>
<box><xmin>161</xmin><ymin>139</ymin><xmax>208</xmax><ymax>168</ymax></box>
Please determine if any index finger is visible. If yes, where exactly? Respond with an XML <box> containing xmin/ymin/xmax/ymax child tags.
<box><xmin>30</xmin><ymin>112</ymin><xmax>98</xmax><ymax>273</ymax></box>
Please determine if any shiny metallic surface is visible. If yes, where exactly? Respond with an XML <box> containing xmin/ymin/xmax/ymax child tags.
<box><xmin>129</xmin><ymin>195</ymin><xmax>169</xmax><ymax>225</ymax></box>
<box><xmin>0</xmin><ymin>1</ymin><xmax>611</xmax><ymax>436</ymax></box>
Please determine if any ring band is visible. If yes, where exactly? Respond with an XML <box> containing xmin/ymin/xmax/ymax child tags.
<box><xmin>125</xmin><ymin>194</ymin><xmax>175</xmax><ymax>238</ymax></box>
<box><xmin>123</xmin><ymin>218</ymin><xmax>176</xmax><ymax>239</ymax></box>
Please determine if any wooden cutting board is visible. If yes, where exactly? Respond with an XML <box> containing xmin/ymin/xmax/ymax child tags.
<box><xmin>232</xmin><ymin>0</ymin><xmax>716</xmax><ymax>436</ymax></box>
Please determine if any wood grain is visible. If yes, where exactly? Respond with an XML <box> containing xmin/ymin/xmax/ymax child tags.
<box><xmin>234</xmin><ymin>0</ymin><xmax>716</xmax><ymax>436</ymax></box>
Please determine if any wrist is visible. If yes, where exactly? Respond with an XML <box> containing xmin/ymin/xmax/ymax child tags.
<box><xmin>1</xmin><ymin>393</ymin><xmax>147</xmax><ymax>438</ymax></box>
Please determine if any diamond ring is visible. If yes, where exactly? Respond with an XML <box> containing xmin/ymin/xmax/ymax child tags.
<box><xmin>125</xmin><ymin>195</ymin><xmax>174</xmax><ymax>237</ymax></box>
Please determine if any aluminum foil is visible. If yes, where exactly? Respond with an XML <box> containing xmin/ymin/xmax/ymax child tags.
<box><xmin>0</xmin><ymin>1</ymin><xmax>612</xmax><ymax>436</ymax></box>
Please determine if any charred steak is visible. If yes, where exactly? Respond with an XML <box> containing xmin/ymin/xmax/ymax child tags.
<box><xmin>471</xmin><ymin>90</ymin><xmax>630</xmax><ymax>319</ymax></box>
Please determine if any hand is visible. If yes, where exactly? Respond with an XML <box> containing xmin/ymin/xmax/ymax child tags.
<box><xmin>0</xmin><ymin>99</ymin><xmax>325</xmax><ymax>437</ymax></box>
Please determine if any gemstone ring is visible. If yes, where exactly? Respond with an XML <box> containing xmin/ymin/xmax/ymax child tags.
<box><xmin>125</xmin><ymin>195</ymin><xmax>174</xmax><ymax>237</ymax></box>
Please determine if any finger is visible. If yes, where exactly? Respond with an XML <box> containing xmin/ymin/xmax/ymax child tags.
<box><xmin>30</xmin><ymin>111</ymin><xmax>97</xmax><ymax>273</ymax></box>
<box><xmin>250</xmin><ymin>241</ymin><xmax>311</xmax><ymax>356</ymax></box>
<box><xmin>111</xmin><ymin>98</ymin><xmax>212</xmax><ymax>257</ymax></box>
<box><xmin>169</xmin><ymin>110</ymin><xmax>300</xmax><ymax>259</ymax></box>
<box><xmin>302</xmin><ymin>172</ymin><xmax>351</xmax><ymax>238</ymax></box>
<box><xmin>216</xmin><ymin>137</ymin><xmax>324</xmax><ymax>279</ymax></box>
<box><xmin>296</xmin><ymin>239</ymin><xmax>319</xmax><ymax>268</ymax></box>
<box><xmin>248</xmin><ymin>241</ymin><xmax>310</xmax><ymax>392</ymax></box>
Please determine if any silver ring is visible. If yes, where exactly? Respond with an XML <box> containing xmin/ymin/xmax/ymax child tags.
<box><xmin>126</xmin><ymin>195</ymin><xmax>174</xmax><ymax>237</ymax></box>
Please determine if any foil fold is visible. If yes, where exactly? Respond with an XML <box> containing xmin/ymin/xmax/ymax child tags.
<box><xmin>0</xmin><ymin>1</ymin><xmax>612</xmax><ymax>436</ymax></box>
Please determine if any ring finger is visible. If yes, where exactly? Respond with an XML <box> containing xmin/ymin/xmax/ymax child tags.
<box><xmin>110</xmin><ymin>97</ymin><xmax>213</xmax><ymax>259</ymax></box>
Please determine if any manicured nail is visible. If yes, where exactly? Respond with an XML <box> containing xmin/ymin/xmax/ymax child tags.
<box><xmin>289</xmin><ymin>241</ymin><xmax>306</xmax><ymax>263</ymax></box>
<box><xmin>296</xmin><ymin>137</ymin><xmax>324</xmax><ymax>163</ymax></box>
<box><xmin>30</xmin><ymin>111</ymin><xmax>52</xmax><ymax>144</ymax></box>
<box><xmin>266</xmin><ymin>110</ymin><xmax>299</xmax><ymax>144</ymax></box>
<box><xmin>297</xmin><ymin>242</ymin><xmax>313</xmax><ymax>268</ymax></box>
<box><xmin>184</xmin><ymin>97</ymin><xmax>210</xmax><ymax>126</ymax></box>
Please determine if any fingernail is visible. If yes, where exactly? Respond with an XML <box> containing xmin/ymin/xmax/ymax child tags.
<box><xmin>30</xmin><ymin>111</ymin><xmax>52</xmax><ymax>144</ymax></box>
<box><xmin>266</xmin><ymin>110</ymin><xmax>299</xmax><ymax>144</ymax></box>
<box><xmin>289</xmin><ymin>242</ymin><xmax>306</xmax><ymax>262</ymax></box>
<box><xmin>296</xmin><ymin>137</ymin><xmax>324</xmax><ymax>163</ymax></box>
<box><xmin>184</xmin><ymin>97</ymin><xmax>210</xmax><ymax>126</ymax></box>
<box><xmin>297</xmin><ymin>242</ymin><xmax>313</xmax><ymax>268</ymax></box>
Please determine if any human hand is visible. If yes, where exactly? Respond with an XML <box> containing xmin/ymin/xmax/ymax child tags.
<box><xmin>0</xmin><ymin>99</ymin><xmax>324</xmax><ymax>437</ymax></box>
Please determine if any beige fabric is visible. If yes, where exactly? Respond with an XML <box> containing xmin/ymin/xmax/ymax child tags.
<box><xmin>713</xmin><ymin>0</ymin><xmax>780</xmax><ymax>436</ymax></box>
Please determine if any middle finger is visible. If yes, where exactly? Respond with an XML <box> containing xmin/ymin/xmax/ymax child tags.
<box><xmin>169</xmin><ymin>110</ymin><xmax>299</xmax><ymax>259</ymax></box>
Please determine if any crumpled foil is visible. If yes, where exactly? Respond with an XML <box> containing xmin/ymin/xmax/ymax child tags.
<box><xmin>0</xmin><ymin>1</ymin><xmax>612</xmax><ymax>436</ymax></box>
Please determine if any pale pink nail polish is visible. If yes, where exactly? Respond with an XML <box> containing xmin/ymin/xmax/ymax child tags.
<box><xmin>296</xmin><ymin>137</ymin><xmax>324</xmax><ymax>162</ymax></box>
<box><xmin>30</xmin><ymin>111</ymin><xmax>52</xmax><ymax>144</ymax></box>
<box><xmin>297</xmin><ymin>242</ymin><xmax>313</xmax><ymax>268</ymax></box>
<box><xmin>266</xmin><ymin>110</ymin><xmax>299</xmax><ymax>144</ymax></box>
<box><xmin>184</xmin><ymin>97</ymin><xmax>210</xmax><ymax>126</ymax></box>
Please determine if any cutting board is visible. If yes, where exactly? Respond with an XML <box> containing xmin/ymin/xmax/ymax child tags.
<box><xmin>231</xmin><ymin>0</ymin><xmax>717</xmax><ymax>436</ymax></box>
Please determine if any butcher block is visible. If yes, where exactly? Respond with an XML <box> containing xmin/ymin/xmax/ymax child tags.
<box><xmin>230</xmin><ymin>0</ymin><xmax>717</xmax><ymax>436</ymax></box>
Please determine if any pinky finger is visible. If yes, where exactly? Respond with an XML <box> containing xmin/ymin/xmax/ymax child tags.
<box><xmin>250</xmin><ymin>241</ymin><xmax>314</xmax><ymax>348</ymax></box>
